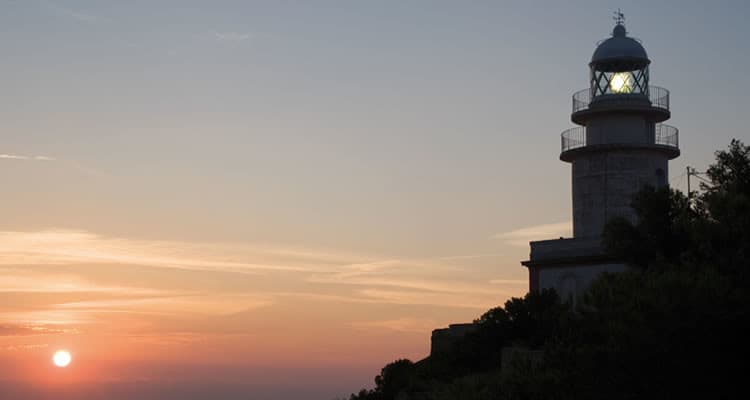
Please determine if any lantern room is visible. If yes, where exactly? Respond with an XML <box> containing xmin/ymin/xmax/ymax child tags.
<box><xmin>589</xmin><ymin>22</ymin><xmax>650</xmax><ymax>97</ymax></box>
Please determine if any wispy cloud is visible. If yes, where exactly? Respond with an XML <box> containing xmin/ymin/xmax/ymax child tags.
<box><xmin>0</xmin><ymin>231</ymin><xmax>507</xmax><ymax>295</ymax></box>
<box><xmin>357</xmin><ymin>288</ymin><xmax>493</xmax><ymax>309</ymax></box>
<box><xmin>125</xmin><ymin>332</ymin><xmax>205</xmax><ymax>346</ymax></box>
<box><xmin>0</xmin><ymin>272</ymin><xmax>168</xmax><ymax>295</ymax></box>
<box><xmin>45</xmin><ymin>2</ymin><xmax>110</xmax><ymax>24</ymax></box>
<box><xmin>1</xmin><ymin>154</ymin><xmax>55</xmax><ymax>161</ymax></box>
<box><xmin>0</xmin><ymin>323</ymin><xmax>76</xmax><ymax>337</ymax></box>
<box><xmin>0</xmin><ymin>230</ymin><xmax>337</xmax><ymax>274</ymax></box>
<box><xmin>309</xmin><ymin>272</ymin><xmax>506</xmax><ymax>296</ymax></box>
<box><xmin>305</xmin><ymin>253</ymin><xmax>523</xmax><ymax>306</ymax></box>
<box><xmin>437</xmin><ymin>253</ymin><xmax>504</xmax><ymax>261</ymax></box>
<box><xmin>0</xmin><ymin>154</ymin><xmax>26</xmax><ymax>160</ymax></box>
<box><xmin>350</xmin><ymin>318</ymin><xmax>437</xmax><ymax>333</ymax></box>
<box><xmin>2</xmin><ymin>343</ymin><xmax>49</xmax><ymax>351</ymax></box>
<box><xmin>2</xmin><ymin>153</ymin><xmax>116</xmax><ymax>180</ymax></box>
<box><xmin>66</xmin><ymin>10</ymin><xmax>105</xmax><ymax>23</ymax></box>
<box><xmin>212</xmin><ymin>31</ymin><xmax>254</xmax><ymax>42</ymax></box>
<box><xmin>493</xmin><ymin>221</ymin><xmax>571</xmax><ymax>247</ymax></box>
<box><xmin>489</xmin><ymin>279</ymin><xmax>528</xmax><ymax>285</ymax></box>
<box><xmin>54</xmin><ymin>294</ymin><xmax>273</xmax><ymax>317</ymax></box>
<box><xmin>0</xmin><ymin>229</ymin><xmax>527</xmax><ymax>336</ymax></box>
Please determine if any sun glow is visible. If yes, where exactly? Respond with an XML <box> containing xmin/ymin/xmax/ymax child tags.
<box><xmin>53</xmin><ymin>350</ymin><xmax>72</xmax><ymax>368</ymax></box>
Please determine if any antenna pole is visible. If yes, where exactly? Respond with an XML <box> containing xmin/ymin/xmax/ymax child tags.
<box><xmin>686</xmin><ymin>166</ymin><xmax>692</xmax><ymax>200</ymax></box>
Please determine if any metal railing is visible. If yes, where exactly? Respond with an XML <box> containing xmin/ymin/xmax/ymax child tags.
<box><xmin>572</xmin><ymin>85</ymin><xmax>670</xmax><ymax>113</ymax></box>
<box><xmin>561</xmin><ymin>127</ymin><xmax>586</xmax><ymax>152</ymax></box>
<box><xmin>572</xmin><ymin>89</ymin><xmax>591</xmax><ymax>113</ymax></box>
<box><xmin>649</xmin><ymin>86</ymin><xmax>670</xmax><ymax>110</ymax></box>
<box><xmin>655</xmin><ymin>123</ymin><xmax>679</xmax><ymax>147</ymax></box>
<box><xmin>561</xmin><ymin>124</ymin><xmax>679</xmax><ymax>153</ymax></box>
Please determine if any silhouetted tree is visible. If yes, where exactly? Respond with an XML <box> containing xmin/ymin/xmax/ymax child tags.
<box><xmin>700</xmin><ymin>139</ymin><xmax>750</xmax><ymax>277</ymax></box>
<box><xmin>373</xmin><ymin>359</ymin><xmax>415</xmax><ymax>399</ymax></box>
<box><xmin>603</xmin><ymin>139</ymin><xmax>750</xmax><ymax>276</ymax></box>
<box><xmin>602</xmin><ymin>186</ymin><xmax>693</xmax><ymax>268</ymax></box>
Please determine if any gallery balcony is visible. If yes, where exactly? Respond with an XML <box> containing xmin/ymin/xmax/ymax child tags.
<box><xmin>560</xmin><ymin>123</ymin><xmax>680</xmax><ymax>162</ymax></box>
<box><xmin>571</xmin><ymin>86</ymin><xmax>671</xmax><ymax>124</ymax></box>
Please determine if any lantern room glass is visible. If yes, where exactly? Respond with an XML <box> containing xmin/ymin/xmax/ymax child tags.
<box><xmin>590</xmin><ymin>65</ymin><xmax>649</xmax><ymax>97</ymax></box>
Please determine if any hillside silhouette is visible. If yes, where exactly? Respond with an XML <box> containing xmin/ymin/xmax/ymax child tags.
<box><xmin>346</xmin><ymin>139</ymin><xmax>750</xmax><ymax>399</ymax></box>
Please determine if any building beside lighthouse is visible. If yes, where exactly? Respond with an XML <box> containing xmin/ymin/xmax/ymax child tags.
<box><xmin>521</xmin><ymin>17</ymin><xmax>680</xmax><ymax>301</ymax></box>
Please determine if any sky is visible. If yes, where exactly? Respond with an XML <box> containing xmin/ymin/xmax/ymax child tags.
<box><xmin>1</xmin><ymin>1</ymin><xmax>750</xmax><ymax>399</ymax></box>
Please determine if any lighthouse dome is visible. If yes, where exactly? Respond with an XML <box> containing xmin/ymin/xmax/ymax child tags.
<box><xmin>590</xmin><ymin>24</ymin><xmax>649</xmax><ymax>68</ymax></box>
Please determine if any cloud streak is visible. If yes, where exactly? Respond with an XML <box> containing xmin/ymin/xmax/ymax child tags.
<box><xmin>350</xmin><ymin>318</ymin><xmax>437</xmax><ymax>333</ymax></box>
<box><xmin>493</xmin><ymin>221</ymin><xmax>572</xmax><ymax>247</ymax></box>
<box><xmin>54</xmin><ymin>294</ymin><xmax>273</xmax><ymax>317</ymax></box>
<box><xmin>45</xmin><ymin>2</ymin><xmax>111</xmax><ymax>24</ymax></box>
<box><xmin>0</xmin><ymin>230</ymin><xmax>337</xmax><ymax>274</ymax></box>
<box><xmin>1</xmin><ymin>154</ymin><xmax>56</xmax><ymax>161</ymax></box>
<box><xmin>212</xmin><ymin>31</ymin><xmax>254</xmax><ymax>42</ymax></box>
<box><xmin>0</xmin><ymin>323</ymin><xmax>76</xmax><ymax>337</ymax></box>
<box><xmin>357</xmin><ymin>288</ymin><xmax>502</xmax><ymax>309</ymax></box>
<box><xmin>0</xmin><ymin>229</ymin><xmax>526</xmax><ymax>342</ymax></box>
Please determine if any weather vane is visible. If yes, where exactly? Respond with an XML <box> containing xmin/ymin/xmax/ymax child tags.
<box><xmin>613</xmin><ymin>8</ymin><xmax>625</xmax><ymax>25</ymax></box>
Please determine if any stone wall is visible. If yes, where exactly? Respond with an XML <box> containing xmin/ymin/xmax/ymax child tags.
<box><xmin>430</xmin><ymin>323</ymin><xmax>478</xmax><ymax>356</ymax></box>
<box><xmin>537</xmin><ymin>262</ymin><xmax>628</xmax><ymax>302</ymax></box>
<box><xmin>572</xmin><ymin>148</ymin><xmax>669</xmax><ymax>237</ymax></box>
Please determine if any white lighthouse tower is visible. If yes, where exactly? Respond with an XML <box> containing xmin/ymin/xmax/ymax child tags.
<box><xmin>522</xmin><ymin>14</ymin><xmax>680</xmax><ymax>300</ymax></box>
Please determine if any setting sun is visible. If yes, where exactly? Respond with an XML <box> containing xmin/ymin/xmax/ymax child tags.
<box><xmin>53</xmin><ymin>350</ymin><xmax>72</xmax><ymax>368</ymax></box>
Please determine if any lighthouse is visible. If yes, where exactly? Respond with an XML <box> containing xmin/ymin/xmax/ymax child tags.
<box><xmin>522</xmin><ymin>14</ymin><xmax>680</xmax><ymax>301</ymax></box>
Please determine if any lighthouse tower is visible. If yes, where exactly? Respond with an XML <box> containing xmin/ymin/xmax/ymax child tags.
<box><xmin>522</xmin><ymin>15</ymin><xmax>680</xmax><ymax>301</ymax></box>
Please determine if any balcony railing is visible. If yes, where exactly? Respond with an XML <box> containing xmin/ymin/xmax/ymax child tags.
<box><xmin>572</xmin><ymin>85</ymin><xmax>670</xmax><ymax>113</ymax></box>
<box><xmin>561</xmin><ymin>127</ymin><xmax>586</xmax><ymax>152</ymax></box>
<box><xmin>561</xmin><ymin>124</ymin><xmax>679</xmax><ymax>153</ymax></box>
<box><xmin>571</xmin><ymin>90</ymin><xmax>591</xmax><ymax>113</ymax></box>
<box><xmin>655</xmin><ymin>123</ymin><xmax>679</xmax><ymax>147</ymax></box>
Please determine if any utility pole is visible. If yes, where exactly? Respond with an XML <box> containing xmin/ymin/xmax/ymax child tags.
<box><xmin>686</xmin><ymin>167</ymin><xmax>711</xmax><ymax>202</ymax></box>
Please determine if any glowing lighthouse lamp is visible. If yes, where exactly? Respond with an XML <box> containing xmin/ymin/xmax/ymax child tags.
<box><xmin>609</xmin><ymin>72</ymin><xmax>633</xmax><ymax>93</ymax></box>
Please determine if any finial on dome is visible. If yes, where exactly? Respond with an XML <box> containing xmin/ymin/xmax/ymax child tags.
<box><xmin>612</xmin><ymin>9</ymin><xmax>626</xmax><ymax>37</ymax></box>
<box><xmin>613</xmin><ymin>9</ymin><xmax>625</xmax><ymax>26</ymax></box>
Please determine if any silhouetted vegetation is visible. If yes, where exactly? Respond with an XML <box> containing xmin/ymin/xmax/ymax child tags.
<box><xmin>347</xmin><ymin>140</ymin><xmax>750</xmax><ymax>399</ymax></box>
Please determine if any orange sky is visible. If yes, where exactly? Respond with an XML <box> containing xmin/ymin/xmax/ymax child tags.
<box><xmin>0</xmin><ymin>228</ymin><xmax>536</xmax><ymax>397</ymax></box>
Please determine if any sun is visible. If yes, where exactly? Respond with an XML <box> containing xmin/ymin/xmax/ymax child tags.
<box><xmin>53</xmin><ymin>350</ymin><xmax>72</xmax><ymax>368</ymax></box>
